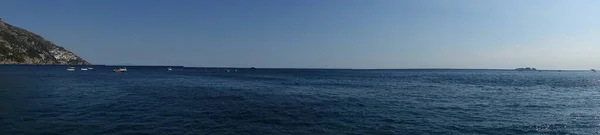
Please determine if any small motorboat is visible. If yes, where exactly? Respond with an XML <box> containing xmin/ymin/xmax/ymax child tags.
<box><xmin>88</xmin><ymin>67</ymin><xmax>94</xmax><ymax>70</ymax></box>
<box><xmin>66</xmin><ymin>67</ymin><xmax>75</xmax><ymax>71</ymax></box>
<box><xmin>114</xmin><ymin>67</ymin><xmax>127</xmax><ymax>72</ymax></box>
<box><xmin>81</xmin><ymin>68</ymin><xmax>88</xmax><ymax>71</ymax></box>
<box><xmin>167</xmin><ymin>67</ymin><xmax>173</xmax><ymax>71</ymax></box>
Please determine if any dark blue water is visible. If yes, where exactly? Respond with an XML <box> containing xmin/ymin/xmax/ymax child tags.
<box><xmin>1</xmin><ymin>66</ymin><xmax>600</xmax><ymax>134</ymax></box>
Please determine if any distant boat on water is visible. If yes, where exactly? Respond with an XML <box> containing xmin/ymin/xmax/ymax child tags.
<box><xmin>114</xmin><ymin>67</ymin><xmax>127</xmax><ymax>72</ymax></box>
<box><xmin>81</xmin><ymin>68</ymin><xmax>88</xmax><ymax>71</ymax></box>
<box><xmin>66</xmin><ymin>67</ymin><xmax>75</xmax><ymax>71</ymax></box>
<box><xmin>88</xmin><ymin>67</ymin><xmax>94</xmax><ymax>70</ymax></box>
<box><xmin>515</xmin><ymin>67</ymin><xmax>537</xmax><ymax>71</ymax></box>
<box><xmin>167</xmin><ymin>67</ymin><xmax>172</xmax><ymax>71</ymax></box>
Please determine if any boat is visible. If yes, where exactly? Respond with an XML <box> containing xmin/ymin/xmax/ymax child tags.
<box><xmin>167</xmin><ymin>67</ymin><xmax>173</xmax><ymax>71</ymax></box>
<box><xmin>515</xmin><ymin>67</ymin><xmax>537</xmax><ymax>71</ymax></box>
<box><xmin>81</xmin><ymin>68</ymin><xmax>88</xmax><ymax>71</ymax></box>
<box><xmin>114</xmin><ymin>67</ymin><xmax>127</xmax><ymax>72</ymax></box>
<box><xmin>66</xmin><ymin>67</ymin><xmax>75</xmax><ymax>71</ymax></box>
<box><xmin>88</xmin><ymin>67</ymin><xmax>94</xmax><ymax>70</ymax></box>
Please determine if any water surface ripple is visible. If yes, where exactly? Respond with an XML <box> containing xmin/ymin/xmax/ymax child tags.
<box><xmin>1</xmin><ymin>66</ymin><xmax>600</xmax><ymax>134</ymax></box>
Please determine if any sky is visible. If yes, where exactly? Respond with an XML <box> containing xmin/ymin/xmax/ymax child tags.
<box><xmin>1</xmin><ymin>0</ymin><xmax>599</xmax><ymax>69</ymax></box>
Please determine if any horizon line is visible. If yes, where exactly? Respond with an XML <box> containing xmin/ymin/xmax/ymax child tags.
<box><xmin>0</xmin><ymin>64</ymin><xmax>595</xmax><ymax>71</ymax></box>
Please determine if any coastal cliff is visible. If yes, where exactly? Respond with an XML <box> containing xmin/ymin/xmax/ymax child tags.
<box><xmin>0</xmin><ymin>18</ymin><xmax>90</xmax><ymax>65</ymax></box>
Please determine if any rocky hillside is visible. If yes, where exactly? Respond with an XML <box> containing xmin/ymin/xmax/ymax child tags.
<box><xmin>0</xmin><ymin>18</ymin><xmax>90</xmax><ymax>65</ymax></box>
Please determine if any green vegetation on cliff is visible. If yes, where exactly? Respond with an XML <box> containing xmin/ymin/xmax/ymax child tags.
<box><xmin>0</xmin><ymin>18</ymin><xmax>90</xmax><ymax>65</ymax></box>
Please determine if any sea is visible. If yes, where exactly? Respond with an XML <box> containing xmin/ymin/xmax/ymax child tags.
<box><xmin>1</xmin><ymin>65</ymin><xmax>600</xmax><ymax>135</ymax></box>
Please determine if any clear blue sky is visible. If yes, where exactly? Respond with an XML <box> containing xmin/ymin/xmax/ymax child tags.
<box><xmin>2</xmin><ymin>0</ymin><xmax>599</xmax><ymax>69</ymax></box>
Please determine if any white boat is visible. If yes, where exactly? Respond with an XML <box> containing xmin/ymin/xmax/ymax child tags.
<box><xmin>114</xmin><ymin>67</ymin><xmax>127</xmax><ymax>72</ymax></box>
<box><xmin>167</xmin><ymin>67</ymin><xmax>173</xmax><ymax>71</ymax></box>
<box><xmin>66</xmin><ymin>67</ymin><xmax>75</xmax><ymax>71</ymax></box>
<box><xmin>81</xmin><ymin>68</ymin><xmax>88</xmax><ymax>71</ymax></box>
<box><xmin>88</xmin><ymin>67</ymin><xmax>94</xmax><ymax>70</ymax></box>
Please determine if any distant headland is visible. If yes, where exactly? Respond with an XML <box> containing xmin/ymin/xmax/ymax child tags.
<box><xmin>0</xmin><ymin>18</ymin><xmax>89</xmax><ymax>65</ymax></box>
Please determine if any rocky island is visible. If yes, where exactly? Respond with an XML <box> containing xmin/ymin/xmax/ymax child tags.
<box><xmin>0</xmin><ymin>18</ymin><xmax>89</xmax><ymax>65</ymax></box>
